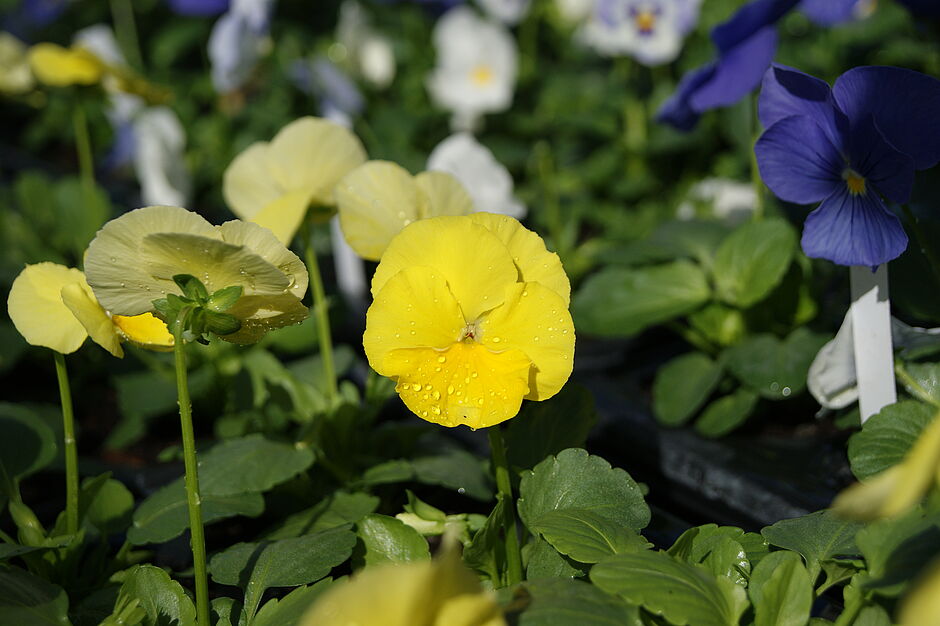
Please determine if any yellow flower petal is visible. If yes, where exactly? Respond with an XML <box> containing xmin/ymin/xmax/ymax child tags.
<box><xmin>267</xmin><ymin>116</ymin><xmax>367</xmax><ymax>206</ymax></box>
<box><xmin>60</xmin><ymin>282</ymin><xmax>123</xmax><ymax>358</ymax></box>
<box><xmin>336</xmin><ymin>160</ymin><xmax>425</xmax><ymax>261</ymax></box>
<box><xmin>85</xmin><ymin>205</ymin><xmax>220</xmax><ymax>315</ymax></box>
<box><xmin>479</xmin><ymin>282</ymin><xmax>574</xmax><ymax>401</ymax></box>
<box><xmin>364</xmin><ymin>267</ymin><xmax>467</xmax><ymax>373</ymax></box>
<box><xmin>112</xmin><ymin>313</ymin><xmax>174</xmax><ymax>351</ymax></box>
<box><xmin>7</xmin><ymin>263</ymin><xmax>88</xmax><ymax>353</ymax></box>
<box><xmin>222</xmin><ymin>294</ymin><xmax>309</xmax><ymax>344</ymax></box>
<box><xmin>371</xmin><ymin>216</ymin><xmax>518</xmax><ymax>322</ymax></box>
<box><xmin>415</xmin><ymin>171</ymin><xmax>475</xmax><ymax>218</ymax></box>
<box><xmin>384</xmin><ymin>342</ymin><xmax>531</xmax><ymax>429</ymax></box>
<box><xmin>900</xmin><ymin>557</ymin><xmax>940</xmax><ymax>626</ymax></box>
<box><xmin>246</xmin><ymin>190</ymin><xmax>311</xmax><ymax>247</ymax></box>
<box><xmin>469</xmin><ymin>212</ymin><xmax>571</xmax><ymax>304</ymax></box>
<box><xmin>217</xmin><ymin>220</ymin><xmax>308</xmax><ymax>299</ymax></box>
<box><xmin>28</xmin><ymin>43</ymin><xmax>104</xmax><ymax>86</ymax></box>
<box><xmin>222</xmin><ymin>142</ymin><xmax>282</xmax><ymax>222</ymax></box>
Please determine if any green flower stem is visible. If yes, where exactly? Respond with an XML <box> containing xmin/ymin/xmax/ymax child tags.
<box><xmin>173</xmin><ymin>336</ymin><xmax>210</xmax><ymax>626</ymax></box>
<box><xmin>487</xmin><ymin>425</ymin><xmax>523</xmax><ymax>587</ymax></box>
<box><xmin>72</xmin><ymin>106</ymin><xmax>95</xmax><ymax>214</ymax></box>
<box><xmin>53</xmin><ymin>352</ymin><xmax>79</xmax><ymax>536</ymax></box>
<box><xmin>109</xmin><ymin>0</ymin><xmax>143</xmax><ymax>71</ymax></box>
<box><xmin>301</xmin><ymin>223</ymin><xmax>338</xmax><ymax>406</ymax></box>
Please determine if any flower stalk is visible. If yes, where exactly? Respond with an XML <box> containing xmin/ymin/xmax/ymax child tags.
<box><xmin>53</xmin><ymin>352</ymin><xmax>79</xmax><ymax>536</ymax></box>
<box><xmin>301</xmin><ymin>222</ymin><xmax>338</xmax><ymax>406</ymax></box>
<box><xmin>488</xmin><ymin>425</ymin><xmax>523</xmax><ymax>586</ymax></box>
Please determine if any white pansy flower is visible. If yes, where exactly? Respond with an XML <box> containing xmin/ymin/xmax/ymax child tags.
<box><xmin>555</xmin><ymin>0</ymin><xmax>595</xmax><ymax>24</ymax></box>
<box><xmin>132</xmin><ymin>107</ymin><xmax>191</xmax><ymax>207</ymax></box>
<box><xmin>676</xmin><ymin>178</ymin><xmax>757</xmax><ymax>224</ymax></box>
<box><xmin>209</xmin><ymin>0</ymin><xmax>275</xmax><ymax>93</ymax></box>
<box><xmin>581</xmin><ymin>0</ymin><xmax>700</xmax><ymax>66</ymax></box>
<box><xmin>427</xmin><ymin>7</ymin><xmax>518</xmax><ymax>132</ymax></box>
<box><xmin>337</xmin><ymin>1</ymin><xmax>396</xmax><ymax>89</ymax></box>
<box><xmin>427</xmin><ymin>132</ymin><xmax>525</xmax><ymax>219</ymax></box>
<box><xmin>0</xmin><ymin>33</ymin><xmax>34</xmax><ymax>94</ymax></box>
<box><xmin>478</xmin><ymin>0</ymin><xmax>532</xmax><ymax>25</ymax></box>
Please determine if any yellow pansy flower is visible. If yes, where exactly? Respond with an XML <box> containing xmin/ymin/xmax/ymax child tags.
<box><xmin>28</xmin><ymin>42</ymin><xmax>106</xmax><ymax>87</ymax></box>
<box><xmin>0</xmin><ymin>33</ymin><xmax>34</xmax><ymax>94</ymax></box>
<box><xmin>223</xmin><ymin>117</ymin><xmax>367</xmax><ymax>244</ymax></box>
<box><xmin>7</xmin><ymin>262</ymin><xmax>173</xmax><ymax>357</ymax></box>
<box><xmin>335</xmin><ymin>160</ymin><xmax>475</xmax><ymax>261</ymax></box>
<box><xmin>364</xmin><ymin>213</ymin><xmax>574</xmax><ymax>429</ymax></box>
<box><xmin>832</xmin><ymin>409</ymin><xmax>940</xmax><ymax>520</ymax></box>
<box><xmin>300</xmin><ymin>538</ymin><xmax>505</xmax><ymax>626</ymax></box>
<box><xmin>84</xmin><ymin>205</ymin><xmax>309</xmax><ymax>344</ymax></box>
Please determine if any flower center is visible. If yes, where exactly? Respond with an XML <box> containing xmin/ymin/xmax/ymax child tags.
<box><xmin>633</xmin><ymin>9</ymin><xmax>657</xmax><ymax>34</ymax></box>
<box><xmin>843</xmin><ymin>168</ymin><xmax>867</xmax><ymax>196</ymax></box>
<box><xmin>460</xmin><ymin>321</ymin><xmax>482</xmax><ymax>342</ymax></box>
<box><xmin>470</xmin><ymin>64</ymin><xmax>494</xmax><ymax>86</ymax></box>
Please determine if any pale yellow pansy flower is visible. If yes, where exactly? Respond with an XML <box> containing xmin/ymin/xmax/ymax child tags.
<box><xmin>223</xmin><ymin>116</ymin><xmax>367</xmax><ymax>245</ymax></box>
<box><xmin>0</xmin><ymin>33</ymin><xmax>35</xmax><ymax>94</ymax></box>
<box><xmin>28</xmin><ymin>42</ymin><xmax>106</xmax><ymax>87</ymax></box>
<box><xmin>832</xmin><ymin>409</ymin><xmax>940</xmax><ymax>520</ymax></box>
<box><xmin>300</xmin><ymin>537</ymin><xmax>505</xmax><ymax>626</ymax></box>
<box><xmin>84</xmin><ymin>205</ymin><xmax>309</xmax><ymax>344</ymax></box>
<box><xmin>7</xmin><ymin>262</ymin><xmax>173</xmax><ymax>357</ymax></box>
<box><xmin>364</xmin><ymin>214</ymin><xmax>574</xmax><ymax>429</ymax></box>
<box><xmin>335</xmin><ymin>160</ymin><xmax>475</xmax><ymax>261</ymax></box>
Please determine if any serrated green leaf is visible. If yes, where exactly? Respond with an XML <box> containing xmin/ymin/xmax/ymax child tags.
<box><xmin>355</xmin><ymin>514</ymin><xmax>430</xmax><ymax>566</ymax></box>
<box><xmin>653</xmin><ymin>352</ymin><xmax>723</xmax><ymax>427</ymax></box>
<box><xmin>855</xmin><ymin>507</ymin><xmax>940</xmax><ymax>597</ymax></box>
<box><xmin>713</xmin><ymin>218</ymin><xmax>796</xmax><ymax>307</ymax></box>
<box><xmin>197</xmin><ymin>435</ymin><xmax>315</xmax><ymax>496</ymax></box>
<box><xmin>511</xmin><ymin>578</ymin><xmax>643</xmax><ymax>626</ymax></box>
<box><xmin>112</xmin><ymin>564</ymin><xmax>196</xmax><ymax>626</ymax></box>
<box><xmin>725</xmin><ymin>329</ymin><xmax>827</xmax><ymax>400</ymax></box>
<box><xmin>252</xmin><ymin>580</ymin><xmax>332</xmax><ymax>626</ymax></box>
<box><xmin>524</xmin><ymin>536</ymin><xmax>589</xmax><ymax>580</ymax></box>
<box><xmin>410</xmin><ymin>448</ymin><xmax>493</xmax><ymax>500</ymax></box>
<box><xmin>669</xmin><ymin>524</ymin><xmax>770</xmax><ymax>570</ymax></box>
<box><xmin>505</xmin><ymin>385</ymin><xmax>597</xmax><ymax>470</ymax></box>
<box><xmin>0</xmin><ymin>565</ymin><xmax>71</xmax><ymax>626</ymax></box>
<box><xmin>848</xmin><ymin>400</ymin><xmax>935</xmax><ymax>480</ymax></box>
<box><xmin>694</xmin><ymin>390</ymin><xmax>759</xmax><ymax>438</ymax></box>
<box><xmin>464</xmin><ymin>498</ymin><xmax>507</xmax><ymax>585</ymax></box>
<box><xmin>530</xmin><ymin>508</ymin><xmax>651</xmax><ymax>563</ymax></box>
<box><xmin>128</xmin><ymin>487</ymin><xmax>263</xmax><ymax>545</ymax></box>
<box><xmin>265</xmin><ymin>491</ymin><xmax>379</xmax><ymax>540</ymax></box>
<box><xmin>748</xmin><ymin>551</ymin><xmax>813</xmax><ymax>626</ymax></box>
<box><xmin>761</xmin><ymin>511</ymin><xmax>862</xmax><ymax>583</ymax></box>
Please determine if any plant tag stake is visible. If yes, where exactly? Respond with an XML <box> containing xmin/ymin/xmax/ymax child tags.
<box><xmin>850</xmin><ymin>265</ymin><xmax>896</xmax><ymax>422</ymax></box>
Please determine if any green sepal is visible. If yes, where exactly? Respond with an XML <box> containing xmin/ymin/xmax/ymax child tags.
<box><xmin>173</xmin><ymin>274</ymin><xmax>209</xmax><ymax>301</ymax></box>
<box><xmin>207</xmin><ymin>285</ymin><xmax>243</xmax><ymax>312</ymax></box>
<box><xmin>204</xmin><ymin>311</ymin><xmax>241</xmax><ymax>336</ymax></box>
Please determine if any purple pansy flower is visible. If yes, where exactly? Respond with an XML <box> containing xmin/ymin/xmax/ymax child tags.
<box><xmin>754</xmin><ymin>64</ymin><xmax>940</xmax><ymax>267</ymax></box>
<box><xmin>167</xmin><ymin>0</ymin><xmax>229</xmax><ymax>15</ymax></box>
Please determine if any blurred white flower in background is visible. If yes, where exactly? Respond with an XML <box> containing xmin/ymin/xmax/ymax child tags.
<box><xmin>427</xmin><ymin>132</ymin><xmax>525</xmax><ymax>219</ymax></box>
<box><xmin>555</xmin><ymin>0</ymin><xmax>595</xmax><ymax>24</ymax></box>
<box><xmin>0</xmin><ymin>32</ymin><xmax>35</xmax><ymax>94</ymax></box>
<box><xmin>337</xmin><ymin>1</ymin><xmax>396</xmax><ymax>89</ymax></box>
<box><xmin>676</xmin><ymin>178</ymin><xmax>756</xmax><ymax>225</ymax></box>
<box><xmin>478</xmin><ymin>0</ymin><xmax>532</xmax><ymax>25</ymax></box>
<box><xmin>581</xmin><ymin>0</ymin><xmax>700</xmax><ymax>65</ymax></box>
<box><xmin>289</xmin><ymin>56</ymin><xmax>365</xmax><ymax>128</ymax></box>
<box><xmin>427</xmin><ymin>7</ymin><xmax>518</xmax><ymax>132</ymax></box>
<box><xmin>209</xmin><ymin>0</ymin><xmax>275</xmax><ymax>93</ymax></box>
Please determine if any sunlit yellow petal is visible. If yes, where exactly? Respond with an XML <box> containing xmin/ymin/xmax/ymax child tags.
<box><xmin>245</xmin><ymin>190</ymin><xmax>311</xmax><ymax>247</ymax></box>
<box><xmin>900</xmin><ymin>557</ymin><xmax>940</xmax><ymax>626</ymax></box>
<box><xmin>60</xmin><ymin>282</ymin><xmax>123</xmax><ymax>358</ymax></box>
<box><xmin>479</xmin><ymin>282</ymin><xmax>574</xmax><ymax>401</ymax></box>
<box><xmin>469</xmin><ymin>212</ymin><xmax>571</xmax><ymax>304</ymax></box>
<box><xmin>415</xmin><ymin>171</ymin><xmax>475</xmax><ymax>217</ymax></box>
<box><xmin>85</xmin><ymin>205</ymin><xmax>220</xmax><ymax>315</ymax></box>
<box><xmin>112</xmin><ymin>313</ymin><xmax>174</xmax><ymax>351</ymax></box>
<box><xmin>217</xmin><ymin>220</ymin><xmax>308</xmax><ymax>299</ymax></box>
<box><xmin>222</xmin><ymin>142</ymin><xmax>282</xmax><ymax>222</ymax></box>
<box><xmin>364</xmin><ymin>267</ymin><xmax>466</xmax><ymax>373</ymax></box>
<box><xmin>384</xmin><ymin>342</ymin><xmax>531</xmax><ymax>429</ymax></box>
<box><xmin>222</xmin><ymin>294</ymin><xmax>309</xmax><ymax>344</ymax></box>
<box><xmin>28</xmin><ymin>43</ymin><xmax>104</xmax><ymax>86</ymax></box>
<box><xmin>7</xmin><ymin>263</ymin><xmax>88</xmax><ymax>353</ymax></box>
<box><xmin>371</xmin><ymin>216</ymin><xmax>518</xmax><ymax>321</ymax></box>
<box><xmin>436</xmin><ymin>594</ymin><xmax>507</xmax><ymax>626</ymax></box>
<box><xmin>267</xmin><ymin>116</ymin><xmax>367</xmax><ymax>205</ymax></box>
<box><xmin>336</xmin><ymin>160</ymin><xmax>424</xmax><ymax>261</ymax></box>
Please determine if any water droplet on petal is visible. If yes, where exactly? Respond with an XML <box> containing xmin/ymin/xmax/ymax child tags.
<box><xmin>447</xmin><ymin>385</ymin><xmax>455</xmax><ymax>394</ymax></box>
<box><xmin>438</xmin><ymin>356</ymin><xmax>446</xmax><ymax>363</ymax></box>
<box><xmin>492</xmin><ymin>337</ymin><xmax>501</xmax><ymax>343</ymax></box>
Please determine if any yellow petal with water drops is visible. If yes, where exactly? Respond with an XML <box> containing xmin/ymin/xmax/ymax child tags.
<box><xmin>336</xmin><ymin>160</ymin><xmax>424</xmax><ymax>261</ymax></box>
<box><xmin>470</xmin><ymin>212</ymin><xmax>571</xmax><ymax>305</ymax></box>
<box><xmin>364</xmin><ymin>266</ymin><xmax>467</xmax><ymax>374</ymax></box>
<box><xmin>112</xmin><ymin>313</ymin><xmax>174</xmax><ymax>351</ymax></box>
<box><xmin>479</xmin><ymin>281</ymin><xmax>574</xmax><ymax>401</ymax></box>
<box><xmin>222</xmin><ymin>141</ymin><xmax>282</xmax><ymax>222</ymax></box>
<box><xmin>28</xmin><ymin>43</ymin><xmax>104</xmax><ymax>86</ymax></box>
<box><xmin>246</xmin><ymin>190</ymin><xmax>311</xmax><ymax>247</ymax></box>
<box><xmin>60</xmin><ymin>282</ymin><xmax>123</xmax><ymax>358</ymax></box>
<box><xmin>899</xmin><ymin>557</ymin><xmax>940</xmax><ymax>626</ymax></box>
<box><xmin>222</xmin><ymin>293</ymin><xmax>309</xmax><ymax>344</ymax></box>
<box><xmin>85</xmin><ymin>205</ymin><xmax>220</xmax><ymax>315</ymax></box>
<box><xmin>267</xmin><ymin>116</ymin><xmax>367</xmax><ymax>205</ymax></box>
<box><xmin>371</xmin><ymin>216</ymin><xmax>518</xmax><ymax>322</ymax></box>
<box><xmin>140</xmin><ymin>232</ymin><xmax>290</xmax><ymax>297</ymax></box>
<box><xmin>218</xmin><ymin>219</ymin><xmax>308</xmax><ymax>299</ymax></box>
<box><xmin>7</xmin><ymin>263</ymin><xmax>88</xmax><ymax>353</ymax></box>
<box><xmin>415</xmin><ymin>171</ymin><xmax>476</xmax><ymax>217</ymax></box>
<box><xmin>384</xmin><ymin>342</ymin><xmax>531</xmax><ymax>429</ymax></box>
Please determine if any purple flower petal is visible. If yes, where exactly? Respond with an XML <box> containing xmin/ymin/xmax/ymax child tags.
<box><xmin>167</xmin><ymin>0</ymin><xmax>229</xmax><ymax>16</ymax></box>
<box><xmin>755</xmin><ymin>114</ymin><xmax>843</xmax><ymax>204</ymax></box>
<box><xmin>849</xmin><ymin>116</ymin><xmax>915</xmax><ymax>205</ymax></box>
<box><xmin>834</xmin><ymin>66</ymin><xmax>940</xmax><ymax>170</ymax></box>
<box><xmin>758</xmin><ymin>64</ymin><xmax>847</xmax><ymax>147</ymax></box>
<box><xmin>711</xmin><ymin>0</ymin><xmax>799</xmax><ymax>52</ymax></box>
<box><xmin>801</xmin><ymin>185</ymin><xmax>908</xmax><ymax>266</ymax></box>
<box><xmin>690</xmin><ymin>26</ymin><xmax>778</xmax><ymax>111</ymax></box>
<box><xmin>799</xmin><ymin>0</ymin><xmax>860</xmax><ymax>25</ymax></box>
<box><xmin>655</xmin><ymin>64</ymin><xmax>716</xmax><ymax>131</ymax></box>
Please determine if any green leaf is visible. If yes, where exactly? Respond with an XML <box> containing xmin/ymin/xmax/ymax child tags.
<box><xmin>510</xmin><ymin>578</ymin><xmax>643</xmax><ymax>626</ymax></box>
<box><xmin>668</xmin><ymin>525</ymin><xmax>770</xmax><ymax>571</ymax></box>
<box><xmin>113</xmin><ymin>564</ymin><xmax>196</xmax><ymax>626</ymax></box>
<box><xmin>505</xmin><ymin>385</ymin><xmax>597</xmax><ymax>470</ymax></box>
<box><xmin>847</xmin><ymin>401</ymin><xmax>935</xmax><ymax>480</ymax></box>
<box><xmin>725</xmin><ymin>329</ymin><xmax>828</xmax><ymax>400</ymax></box>
<box><xmin>712</xmin><ymin>218</ymin><xmax>796</xmax><ymax>307</ymax></box>
<box><xmin>0</xmin><ymin>544</ymin><xmax>53</xmax><ymax>561</ymax></box>
<box><xmin>761</xmin><ymin>510</ymin><xmax>862</xmax><ymax>582</ymax></box>
<box><xmin>591</xmin><ymin>551</ymin><xmax>748</xmax><ymax>626</ymax></box>
<box><xmin>524</xmin><ymin>536</ymin><xmax>589</xmax><ymax>580</ymax></box>
<box><xmin>81</xmin><ymin>475</ymin><xmax>134</xmax><ymax>536</ymax></box>
<box><xmin>265</xmin><ymin>491</ymin><xmax>379</xmax><ymax>540</ymax></box>
<box><xmin>0</xmin><ymin>565</ymin><xmax>71</xmax><ymax>625</ymax></box>
<box><xmin>355</xmin><ymin>514</ymin><xmax>430</xmax><ymax>566</ymax></box>
<box><xmin>688</xmin><ymin>304</ymin><xmax>746</xmax><ymax>347</ymax></box>
<box><xmin>518</xmin><ymin>449</ymin><xmax>650</xmax><ymax>533</ymax></box>
<box><xmin>173</xmin><ymin>274</ymin><xmax>208</xmax><ymax>301</ymax></box>
<box><xmin>652</xmin><ymin>352</ymin><xmax>723</xmax><ymax>427</ymax></box>
<box><xmin>748</xmin><ymin>551</ymin><xmax>813</xmax><ymax>626</ymax></box>
<box><xmin>128</xmin><ymin>487</ymin><xmax>263</xmax><ymax>545</ymax></box>
<box><xmin>530</xmin><ymin>508</ymin><xmax>651</xmax><ymax>563</ymax></box>
<box><xmin>198</xmin><ymin>435</ymin><xmax>315</xmax><ymax>496</ymax></box>
<box><xmin>410</xmin><ymin>448</ymin><xmax>493</xmax><ymax>500</ymax></box>
<box><xmin>855</xmin><ymin>507</ymin><xmax>940</xmax><ymax>597</ymax></box>
<box><xmin>0</xmin><ymin>403</ymin><xmax>57</xmax><ymax>494</ymax></box>
<box><xmin>694</xmin><ymin>390</ymin><xmax>759</xmax><ymax>438</ymax></box>
<box><xmin>252</xmin><ymin>580</ymin><xmax>332</xmax><ymax>626</ymax></box>
<box><xmin>463</xmin><ymin>498</ymin><xmax>507</xmax><ymax>585</ymax></box>
<box><xmin>572</xmin><ymin>261</ymin><xmax>710</xmax><ymax>337</ymax></box>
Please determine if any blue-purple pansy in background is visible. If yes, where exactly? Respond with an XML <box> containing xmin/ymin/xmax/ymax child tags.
<box><xmin>755</xmin><ymin>64</ymin><xmax>940</xmax><ymax>267</ymax></box>
<box><xmin>167</xmin><ymin>0</ymin><xmax>230</xmax><ymax>16</ymax></box>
